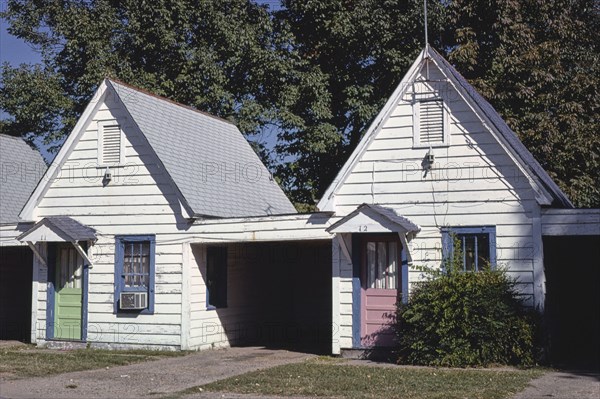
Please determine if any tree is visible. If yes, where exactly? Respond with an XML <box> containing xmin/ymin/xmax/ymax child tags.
<box><xmin>445</xmin><ymin>0</ymin><xmax>600</xmax><ymax>207</ymax></box>
<box><xmin>2</xmin><ymin>0</ymin><xmax>598</xmax><ymax>207</ymax></box>
<box><xmin>0</xmin><ymin>64</ymin><xmax>73</xmax><ymax>149</ymax></box>
<box><xmin>1</xmin><ymin>0</ymin><xmax>445</xmax><ymax>206</ymax></box>
<box><xmin>1</xmin><ymin>0</ymin><xmax>294</xmax><ymax>154</ymax></box>
<box><xmin>272</xmin><ymin>0</ymin><xmax>446</xmax><ymax>205</ymax></box>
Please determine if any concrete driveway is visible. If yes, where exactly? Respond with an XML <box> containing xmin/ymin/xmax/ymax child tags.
<box><xmin>0</xmin><ymin>347</ymin><xmax>314</xmax><ymax>399</ymax></box>
<box><xmin>512</xmin><ymin>369</ymin><xmax>599</xmax><ymax>399</ymax></box>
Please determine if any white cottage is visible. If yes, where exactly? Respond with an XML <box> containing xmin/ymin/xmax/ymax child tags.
<box><xmin>321</xmin><ymin>46</ymin><xmax>598</xmax><ymax>361</ymax></box>
<box><xmin>1</xmin><ymin>46</ymin><xmax>598</xmax><ymax>363</ymax></box>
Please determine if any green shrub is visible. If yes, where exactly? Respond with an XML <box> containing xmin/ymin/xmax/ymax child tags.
<box><xmin>395</xmin><ymin>239</ymin><xmax>536</xmax><ymax>367</ymax></box>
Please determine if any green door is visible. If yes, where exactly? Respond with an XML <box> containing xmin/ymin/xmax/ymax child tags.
<box><xmin>54</xmin><ymin>245</ymin><xmax>83</xmax><ymax>340</ymax></box>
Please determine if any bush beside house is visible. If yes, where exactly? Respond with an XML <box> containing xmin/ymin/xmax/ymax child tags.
<box><xmin>395</xmin><ymin>241</ymin><xmax>537</xmax><ymax>367</ymax></box>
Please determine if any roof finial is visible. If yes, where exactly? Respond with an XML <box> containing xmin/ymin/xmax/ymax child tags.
<box><xmin>424</xmin><ymin>0</ymin><xmax>429</xmax><ymax>46</ymax></box>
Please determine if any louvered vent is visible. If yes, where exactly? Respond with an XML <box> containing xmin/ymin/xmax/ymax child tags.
<box><xmin>101</xmin><ymin>124</ymin><xmax>122</xmax><ymax>164</ymax></box>
<box><xmin>419</xmin><ymin>100</ymin><xmax>444</xmax><ymax>143</ymax></box>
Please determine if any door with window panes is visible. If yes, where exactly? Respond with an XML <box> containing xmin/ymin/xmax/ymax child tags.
<box><xmin>54</xmin><ymin>244</ymin><xmax>84</xmax><ymax>340</ymax></box>
<box><xmin>361</xmin><ymin>235</ymin><xmax>401</xmax><ymax>347</ymax></box>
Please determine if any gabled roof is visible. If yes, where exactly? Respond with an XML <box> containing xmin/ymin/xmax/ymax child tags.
<box><xmin>317</xmin><ymin>45</ymin><xmax>573</xmax><ymax>211</ymax></box>
<box><xmin>0</xmin><ymin>134</ymin><xmax>46</xmax><ymax>224</ymax></box>
<box><xmin>17</xmin><ymin>216</ymin><xmax>96</xmax><ymax>242</ymax></box>
<box><xmin>326</xmin><ymin>203</ymin><xmax>421</xmax><ymax>234</ymax></box>
<box><xmin>19</xmin><ymin>79</ymin><xmax>296</xmax><ymax>220</ymax></box>
<box><xmin>106</xmin><ymin>80</ymin><xmax>296</xmax><ymax>218</ymax></box>
<box><xmin>429</xmin><ymin>47</ymin><xmax>572</xmax><ymax>208</ymax></box>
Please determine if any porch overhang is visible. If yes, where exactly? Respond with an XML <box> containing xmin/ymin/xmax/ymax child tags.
<box><xmin>326</xmin><ymin>204</ymin><xmax>421</xmax><ymax>264</ymax></box>
<box><xmin>17</xmin><ymin>216</ymin><xmax>96</xmax><ymax>267</ymax></box>
<box><xmin>326</xmin><ymin>203</ymin><xmax>421</xmax><ymax>236</ymax></box>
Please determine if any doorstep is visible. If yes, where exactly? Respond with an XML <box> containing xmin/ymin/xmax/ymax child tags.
<box><xmin>44</xmin><ymin>340</ymin><xmax>87</xmax><ymax>350</ymax></box>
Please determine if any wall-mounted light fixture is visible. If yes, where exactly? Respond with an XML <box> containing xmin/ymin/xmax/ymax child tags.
<box><xmin>426</xmin><ymin>147</ymin><xmax>435</xmax><ymax>167</ymax></box>
<box><xmin>102</xmin><ymin>166</ymin><xmax>112</xmax><ymax>186</ymax></box>
<box><xmin>421</xmin><ymin>147</ymin><xmax>435</xmax><ymax>178</ymax></box>
<box><xmin>422</xmin><ymin>146</ymin><xmax>435</xmax><ymax>171</ymax></box>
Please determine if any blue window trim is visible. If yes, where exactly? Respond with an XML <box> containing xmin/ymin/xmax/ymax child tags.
<box><xmin>81</xmin><ymin>241</ymin><xmax>89</xmax><ymax>341</ymax></box>
<box><xmin>401</xmin><ymin>248</ymin><xmax>409</xmax><ymax>304</ymax></box>
<box><xmin>114</xmin><ymin>235</ymin><xmax>155</xmax><ymax>315</ymax></box>
<box><xmin>441</xmin><ymin>226</ymin><xmax>497</xmax><ymax>270</ymax></box>
<box><xmin>206</xmin><ymin>246</ymin><xmax>227</xmax><ymax>310</ymax></box>
<box><xmin>351</xmin><ymin>235</ymin><xmax>362</xmax><ymax>349</ymax></box>
<box><xmin>45</xmin><ymin>243</ymin><xmax>56</xmax><ymax>340</ymax></box>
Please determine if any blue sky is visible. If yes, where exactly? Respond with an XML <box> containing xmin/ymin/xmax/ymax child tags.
<box><xmin>2</xmin><ymin>17</ymin><xmax>51</xmax><ymax>160</ymax></box>
<box><xmin>1</xmin><ymin>18</ymin><xmax>42</xmax><ymax>65</ymax></box>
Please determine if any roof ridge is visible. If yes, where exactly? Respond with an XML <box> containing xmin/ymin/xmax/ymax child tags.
<box><xmin>105</xmin><ymin>78</ymin><xmax>235</xmax><ymax>126</ymax></box>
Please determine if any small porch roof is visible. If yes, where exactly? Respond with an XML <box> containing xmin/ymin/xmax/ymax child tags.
<box><xmin>326</xmin><ymin>204</ymin><xmax>421</xmax><ymax>234</ymax></box>
<box><xmin>17</xmin><ymin>216</ymin><xmax>96</xmax><ymax>243</ymax></box>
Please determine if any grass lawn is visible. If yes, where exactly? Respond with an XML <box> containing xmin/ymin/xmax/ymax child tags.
<box><xmin>0</xmin><ymin>345</ymin><xmax>186</xmax><ymax>379</ymax></box>
<box><xmin>193</xmin><ymin>358</ymin><xmax>545</xmax><ymax>399</ymax></box>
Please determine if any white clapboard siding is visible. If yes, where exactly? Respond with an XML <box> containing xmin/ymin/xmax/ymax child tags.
<box><xmin>32</xmin><ymin>94</ymin><xmax>186</xmax><ymax>348</ymax></box>
<box><xmin>0</xmin><ymin>223</ymin><xmax>26</xmax><ymax>246</ymax></box>
<box><xmin>187</xmin><ymin>244</ymin><xmax>264</xmax><ymax>350</ymax></box>
<box><xmin>331</xmin><ymin>61</ymin><xmax>543</xmax><ymax>350</ymax></box>
<box><xmin>31</xmin><ymin>88</ymin><xmax>333</xmax><ymax>349</ymax></box>
<box><xmin>541</xmin><ymin>209</ymin><xmax>600</xmax><ymax>236</ymax></box>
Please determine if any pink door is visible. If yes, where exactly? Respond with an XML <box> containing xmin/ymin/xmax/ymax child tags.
<box><xmin>361</xmin><ymin>236</ymin><xmax>401</xmax><ymax>347</ymax></box>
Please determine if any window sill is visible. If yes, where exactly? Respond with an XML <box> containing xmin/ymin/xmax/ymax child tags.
<box><xmin>412</xmin><ymin>143</ymin><xmax>450</xmax><ymax>149</ymax></box>
<box><xmin>96</xmin><ymin>164</ymin><xmax>127</xmax><ymax>169</ymax></box>
<box><xmin>114</xmin><ymin>309</ymin><xmax>154</xmax><ymax>315</ymax></box>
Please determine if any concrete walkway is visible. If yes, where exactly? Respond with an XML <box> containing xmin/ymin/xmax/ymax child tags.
<box><xmin>2</xmin><ymin>346</ymin><xmax>598</xmax><ymax>399</ymax></box>
<box><xmin>512</xmin><ymin>370</ymin><xmax>599</xmax><ymax>399</ymax></box>
<box><xmin>0</xmin><ymin>347</ymin><xmax>314</xmax><ymax>399</ymax></box>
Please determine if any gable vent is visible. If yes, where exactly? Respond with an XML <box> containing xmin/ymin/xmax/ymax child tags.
<box><xmin>419</xmin><ymin>100</ymin><xmax>444</xmax><ymax>143</ymax></box>
<box><xmin>100</xmin><ymin>124</ymin><xmax>122</xmax><ymax>165</ymax></box>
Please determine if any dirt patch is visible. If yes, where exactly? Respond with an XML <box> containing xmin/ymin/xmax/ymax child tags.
<box><xmin>0</xmin><ymin>341</ymin><xmax>27</xmax><ymax>349</ymax></box>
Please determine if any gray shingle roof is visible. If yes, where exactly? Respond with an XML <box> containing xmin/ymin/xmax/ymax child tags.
<box><xmin>0</xmin><ymin>135</ymin><xmax>46</xmax><ymax>224</ymax></box>
<box><xmin>428</xmin><ymin>46</ymin><xmax>573</xmax><ymax>208</ymax></box>
<box><xmin>17</xmin><ymin>216</ymin><xmax>97</xmax><ymax>241</ymax></box>
<box><xmin>327</xmin><ymin>203</ymin><xmax>421</xmax><ymax>233</ymax></box>
<box><xmin>107</xmin><ymin>80</ymin><xmax>296</xmax><ymax>218</ymax></box>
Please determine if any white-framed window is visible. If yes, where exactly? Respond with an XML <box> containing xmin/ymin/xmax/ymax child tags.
<box><xmin>98</xmin><ymin>121</ymin><xmax>124</xmax><ymax>166</ymax></box>
<box><xmin>413</xmin><ymin>98</ymin><xmax>449</xmax><ymax>148</ymax></box>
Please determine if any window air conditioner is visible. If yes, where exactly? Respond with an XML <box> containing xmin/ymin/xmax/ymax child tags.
<box><xmin>120</xmin><ymin>292</ymin><xmax>148</xmax><ymax>310</ymax></box>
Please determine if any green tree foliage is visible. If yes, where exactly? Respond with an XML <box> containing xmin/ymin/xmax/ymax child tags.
<box><xmin>272</xmin><ymin>0</ymin><xmax>445</xmax><ymax>204</ymax></box>
<box><xmin>0</xmin><ymin>0</ymin><xmax>295</xmax><ymax>151</ymax></box>
<box><xmin>0</xmin><ymin>64</ymin><xmax>73</xmax><ymax>149</ymax></box>
<box><xmin>1</xmin><ymin>0</ymin><xmax>598</xmax><ymax>207</ymax></box>
<box><xmin>396</xmin><ymin>239</ymin><xmax>537</xmax><ymax>367</ymax></box>
<box><xmin>445</xmin><ymin>0</ymin><xmax>600</xmax><ymax>207</ymax></box>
